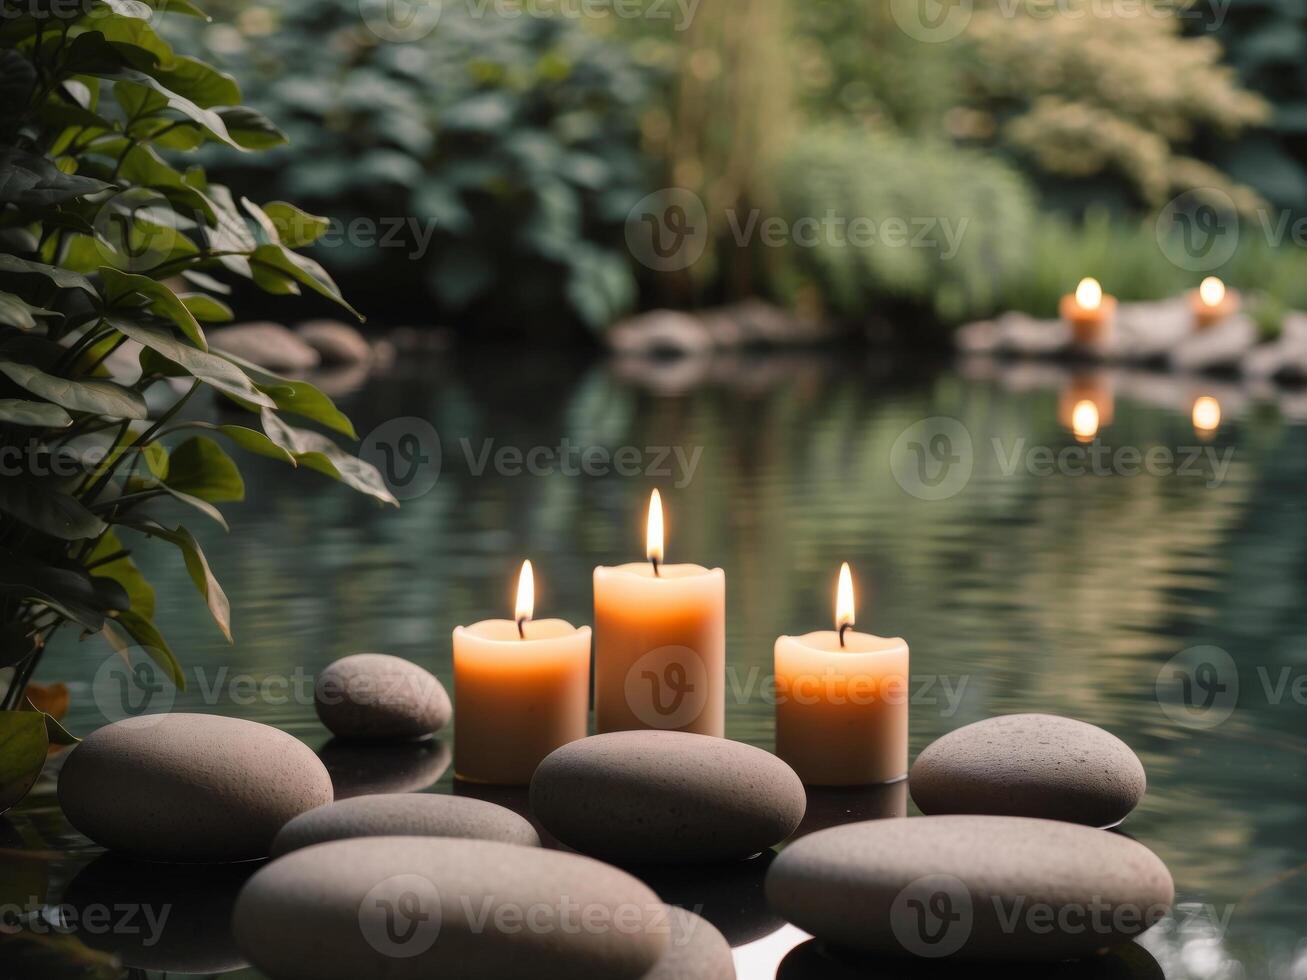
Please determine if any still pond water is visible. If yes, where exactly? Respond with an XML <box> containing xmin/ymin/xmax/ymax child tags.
<box><xmin>5</xmin><ymin>348</ymin><xmax>1307</xmax><ymax>979</ymax></box>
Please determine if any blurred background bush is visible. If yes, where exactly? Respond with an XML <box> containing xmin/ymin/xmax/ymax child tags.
<box><xmin>165</xmin><ymin>0</ymin><xmax>1307</xmax><ymax>339</ymax></box>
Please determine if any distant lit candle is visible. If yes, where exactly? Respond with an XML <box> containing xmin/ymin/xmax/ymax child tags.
<box><xmin>774</xmin><ymin>563</ymin><xmax>909</xmax><ymax>786</ymax></box>
<box><xmin>1060</xmin><ymin>277</ymin><xmax>1116</xmax><ymax>346</ymax></box>
<box><xmin>453</xmin><ymin>560</ymin><xmax>591</xmax><ymax>785</ymax></box>
<box><xmin>593</xmin><ymin>491</ymin><xmax>725</xmax><ymax>736</ymax></box>
<box><xmin>1191</xmin><ymin>277</ymin><xmax>1239</xmax><ymax>330</ymax></box>
<box><xmin>1192</xmin><ymin>395</ymin><xmax>1221</xmax><ymax>438</ymax></box>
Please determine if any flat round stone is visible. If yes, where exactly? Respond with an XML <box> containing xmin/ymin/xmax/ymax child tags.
<box><xmin>314</xmin><ymin>653</ymin><xmax>451</xmax><ymax>740</ymax></box>
<box><xmin>271</xmin><ymin>793</ymin><xmax>540</xmax><ymax>857</ymax></box>
<box><xmin>766</xmin><ymin>815</ymin><xmax>1173</xmax><ymax>961</ymax></box>
<box><xmin>910</xmin><ymin>714</ymin><xmax>1147</xmax><ymax>826</ymax></box>
<box><xmin>645</xmin><ymin>906</ymin><xmax>734</xmax><ymax>979</ymax></box>
<box><xmin>530</xmin><ymin>731</ymin><xmax>805</xmax><ymax>864</ymax></box>
<box><xmin>58</xmin><ymin>714</ymin><xmax>332</xmax><ymax>862</ymax></box>
<box><xmin>233</xmin><ymin>837</ymin><xmax>667</xmax><ymax>980</ymax></box>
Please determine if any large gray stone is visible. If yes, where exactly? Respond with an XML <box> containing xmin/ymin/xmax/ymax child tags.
<box><xmin>315</xmin><ymin>653</ymin><xmax>451</xmax><ymax>740</ymax></box>
<box><xmin>271</xmin><ymin>793</ymin><xmax>540</xmax><ymax>857</ymax></box>
<box><xmin>232</xmin><ymin>837</ymin><xmax>668</xmax><ymax>980</ymax></box>
<box><xmin>530</xmin><ymin>731</ymin><xmax>805</xmax><ymax>864</ymax></box>
<box><xmin>909</xmin><ymin>714</ymin><xmax>1146</xmax><ymax>827</ymax></box>
<box><xmin>645</xmin><ymin>906</ymin><xmax>734</xmax><ymax>979</ymax></box>
<box><xmin>296</xmin><ymin>319</ymin><xmax>372</xmax><ymax>365</ymax></box>
<box><xmin>209</xmin><ymin>322</ymin><xmax>320</xmax><ymax>372</ymax></box>
<box><xmin>1170</xmin><ymin>315</ymin><xmax>1257</xmax><ymax>372</ymax></box>
<box><xmin>1242</xmin><ymin>312</ymin><xmax>1307</xmax><ymax>380</ymax></box>
<box><xmin>58</xmin><ymin>714</ymin><xmax>332</xmax><ymax>862</ymax></box>
<box><xmin>765</xmin><ymin>815</ymin><xmax>1173</xmax><ymax>961</ymax></box>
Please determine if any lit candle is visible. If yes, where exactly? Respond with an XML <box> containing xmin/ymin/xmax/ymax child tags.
<box><xmin>1191</xmin><ymin>277</ymin><xmax>1239</xmax><ymax>330</ymax></box>
<box><xmin>1057</xmin><ymin>374</ymin><xmax>1113</xmax><ymax>442</ymax></box>
<box><xmin>593</xmin><ymin>490</ymin><xmax>725</xmax><ymax>736</ymax></box>
<box><xmin>774</xmin><ymin>563</ymin><xmax>909</xmax><ymax>786</ymax></box>
<box><xmin>1059</xmin><ymin>277</ymin><xmax>1116</xmax><ymax>345</ymax></box>
<box><xmin>1070</xmin><ymin>400</ymin><xmax>1100</xmax><ymax>442</ymax></box>
<box><xmin>1192</xmin><ymin>395</ymin><xmax>1221</xmax><ymax>439</ymax></box>
<box><xmin>453</xmin><ymin>560</ymin><xmax>591</xmax><ymax>785</ymax></box>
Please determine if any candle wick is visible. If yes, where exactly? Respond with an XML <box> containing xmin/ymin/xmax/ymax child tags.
<box><xmin>516</xmin><ymin>616</ymin><xmax>527</xmax><ymax>639</ymax></box>
<box><xmin>839</xmin><ymin>622</ymin><xmax>850</xmax><ymax>648</ymax></box>
<box><xmin>650</xmin><ymin>556</ymin><xmax>660</xmax><ymax>577</ymax></box>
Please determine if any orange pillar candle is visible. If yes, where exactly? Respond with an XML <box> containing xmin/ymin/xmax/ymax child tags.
<box><xmin>1191</xmin><ymin>276</ymin><xmax>1239</xmax><ymax>330</ymax></box>
<box><xmin>775</xmin><ymin>563</ymin><xmax>909</xmax><ymax>786</ymax></box>
<box><xmin>1059</xmin><ymin>277</ymin><xmax>1116</xmax><ymax>345</ymax></box>
<box><xmin>453</xmin><ymin>560</ymin><xmax>591</xmax><ymax>785</ymax></box>
<box><xmin>593</xmin><ymin>490</ymin><xmax>726</xmax><ymax>736</ymax></box>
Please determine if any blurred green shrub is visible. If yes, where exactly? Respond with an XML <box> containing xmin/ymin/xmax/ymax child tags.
<box><xmin>773</xmin><ymin>129</ymin><xmax>1036</xmax><ymax>326</ymax></box>
<box><xmin>174</xmin><ymin>0</ymin><xmax>656</xmax><ymax>334</ymax></box>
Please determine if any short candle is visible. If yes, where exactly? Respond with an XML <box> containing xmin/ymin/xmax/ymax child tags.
<box><xmin>1059</xmin><ymin>277</ymin><xmax>1116</xmax><ymax>346</ymax></box>
<box><xmin>593</xmin><ymin>490</ymin><xmax>725</xmax><ymax>736</ymax></box>
<box><xmin>1191</xmin><ymin>276</ymin><xmax>1239</xmax><ymax>330</ymax></box>
<box><xmin>453</xmin><ymin>560</ymin><xmax>591</xmax><ymax>785</ymax></box>
<box><xmin>774</xmin><ymin>563</ymin><xmax>909</xmax><ymax>786</ymax></box>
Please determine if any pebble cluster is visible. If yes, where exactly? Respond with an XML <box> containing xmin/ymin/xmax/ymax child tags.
<box><xmin>55</xmin><ymin>650</ymin><xmax>1173</xmax><ymax>977</ymax></box>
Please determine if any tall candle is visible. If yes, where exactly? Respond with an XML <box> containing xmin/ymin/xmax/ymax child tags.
<box><xmin>453</xmin><ymin>560</ymin><xmax>591</xmax><ymax>785</ymax></box>
<box><xmin>775</xmin><ymin>563</ymin><xmax>909</xmax><ymax>786</ymax></box>
<box><xmin>593</xmin><ymin>490</ymin><xmax>725</xmax><ymax>736</ymax></box>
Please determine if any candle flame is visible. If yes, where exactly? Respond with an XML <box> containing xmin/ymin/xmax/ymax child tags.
<box><xmin>835</xmin><ymin>562</ymin><xmax>855</xmax><ymax>632</ymax></box>
<box><xmin>1192</xmin><ymin>396</ymin><xmax>1221</xmax><ymax>433</ymax></box>
<box><xmin>1075</xmin><ymin>277</ymin><xmax>1103</xmax><ymax>311</ymax></box>
<box><xmin>1071</xmin><ymin>399</ymin><xmax>1100</xmax><ymax>441</ymax></box>
<box><xmin>646</xmin><ymin>489</ymin><xmax>664</xmax><ymax>567</ymax></box>
<box><xmin>1199</xmin><ymin>276</ymin><xmax>1225</xmax><ymax>308</ymax></box>
<box><xmin>515</xmin><ymin>559</ymin><xmax>534</xmax><ymax>625</ymax></box>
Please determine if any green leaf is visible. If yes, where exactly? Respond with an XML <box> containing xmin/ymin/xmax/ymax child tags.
<box><xmin>0</xmin><ymin>291</ymin><xmax>57</xmax><ymax>330</ymax></box>
<box><xmin>108</xmin><ymin>611</ymin><xmax>185</xmax><ymax>688</ymax></box>
<box><xmin>217</xmin><ymin>105</ymin><xmax>287</xmax><ymax>150</ymax></box>
<box><xmin>99</xmin><ymin>267</ymin><xmax>206</xmax><ymax>349</ymax></box>
<box><xmin>122</xmin><ymin>519</ymin><xmax>231</xmax><ymax>641</ymax></box>
<box><xmin>0</xmin><ymin>478</ymin><xmax>108</xmax><ymax>540</ymax></box>
<box><xmin>262</xmin><ymin>201</ymin><xmax>330</xmax><ymax>248</ymax></box>
<box><xmin>179</xmin><ymin>292</ymin><xmax>233</xmax><ymax>323</ymax></box>
<box><xmin>262</xmin><ymin>410</ymin><xmax>398</xmax><ymax>506</ymax></box>
<box><xmin>111</xmin><ymin>317</ymin><xmax>276</xmax><ymax>407</ymax></box>
<box><xmin>218</xmin><ymin>351</ymin><xmax>356</xmax><ymax>436</ymax></box>
<box><xmin>250</xmin><ymin>243</ymin><xmax>362</xmax><ymax>319</ymax></box>
<box><xmin>0</xmin><ymin>399</ymin><xmax>73</xmax><ymax>427</ymax></box>
<box><xmin>165</xmin><ymin>435</ymin><xmax>244</xmax><ymax>502</ymax></box>
<box><xmin>0</xmin><ymin>147</ymin><xmax>111</xmax><ymax>208</ymax></box>
<box><xmin>0</xmin><ymin>360</ymin><xmax>148</xmax><ymax>419</ymax></box>
<box><xmin>0</xmin><ymin>550</ymin><xmax>126</xmax><ymax>630</ymax></box>
<box><xmin>102</xmin><ymin>71</ymin><xmax>241</xmax><ymax>149</ymax></box>
<box><xmin>150</xmin><ymin>55</ymin><xmax>240</xmax><ymax>109</ymax></box>
<box><xmin>0</xmin><ymin>711</ymin><xmax>48</xmax><ymax>815</ymax></box>
<box><xmin>25</xmin><ymin>699</ymin><xmax>80</xmax><ymax>747</ymax></box>
<box><xmin>216</xmin><ymin>423</ymin><xmax>296</xmax><ymax>464</ymax></box>
<box><xmin>0</xmin><ymin>255</ymin><xmax>97</xmax><ymax>295</ymax></box>
<box><xmin>89</xmin><ymin>530</ymin><xmax>155</xmax><ymax>620</ymax></box>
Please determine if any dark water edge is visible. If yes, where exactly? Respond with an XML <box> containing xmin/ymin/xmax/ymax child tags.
<box><xmin>3</xmin><ymin>348</ymin><xmax>1306</xmax><ymax>979</ymax></box>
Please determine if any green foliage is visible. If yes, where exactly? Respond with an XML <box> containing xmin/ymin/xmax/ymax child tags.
<box><xmin>773</xmin><ymin>128</ymin><xmax>1037</xmax><ymax>325</ymax></box>
<box><xmin>0</xmin><ymin>0</ymin><xmax>393</xmax><ymax>811</ymax></box>
<box><xmin>175</xmin><ymin>0</ymin><xmax>656</xmax><ymax>334</ymax></box>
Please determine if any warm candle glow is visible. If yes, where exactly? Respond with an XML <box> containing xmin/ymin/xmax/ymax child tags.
<box><xmin>1192</xmin><ymin>396</ymin><xmax>1221</xmax><ymax>433</ymax></box>
<box><xmin>1071</xmin><ymin>399</ymin><xmax>1100</xmax><ymax>441</ymax></box>
<box><xmin>836</xmin><ymin>562</ymin><xmax>856</xmax><ymax>633</ymax></box>
<box><xmin>1198</xmin><ymin>277</ymin><xmax>1226</xmax><ymax>309</ymax></box>
<box><xmin>1075</xmin><ymin>277</ymin><xmax>1103</xmax><ymax>311</ymax></box>
<box><xmin>514</xmin><ymin>559</ymin><xmax>534</xmax><ymax>635</ymax></box>
<box><xmin>646</xmin><ymin>489</ymin><xmax>664</xmax><ymax>569</ymax></box>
